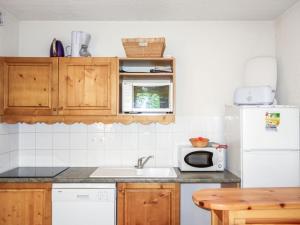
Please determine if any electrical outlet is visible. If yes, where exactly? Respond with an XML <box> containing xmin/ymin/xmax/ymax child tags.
<box><xmin>0</xmin><ymin>12</ymin><xmax>4</xmax><ymax>26</ymax></box>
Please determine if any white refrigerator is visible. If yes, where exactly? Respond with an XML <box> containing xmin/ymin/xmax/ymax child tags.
<box><xmin>225</xmin><ymin>105</ymin><xmax>300</xmax><ymax>187</ymax></box>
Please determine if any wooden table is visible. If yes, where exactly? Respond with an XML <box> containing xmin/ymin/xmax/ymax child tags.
<box><xmin>192</xmin><ymin>187</ymin><xmax>300</xmax><ymax>225</ymax></box>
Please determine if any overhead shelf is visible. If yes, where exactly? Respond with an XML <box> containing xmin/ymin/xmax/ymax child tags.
<box><xmin>119</xmin><ymin>57</ymin><xmax>174</xmax><ymax>61</ymax></box>
<box><xmin>119</xmin><ymin>72</ymin><xmax>174</xmax><ymax>76</ymax></box>
<box><xmin>118</xmin><ymin>57</ymin><xmax>176</xmax><ymax>124</ymax></box>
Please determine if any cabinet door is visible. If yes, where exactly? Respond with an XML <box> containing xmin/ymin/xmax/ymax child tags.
<box><xmin>0</xmin><ymin>183</ymin><xmax>51</xmax><ymax>225</ymax></box>
<box><xmin>0</xmin><ymin>57</ymin><xmax>59</xmax><ymax>115</ymax></box>
<box><xmin>59</xmin><ymin>57</ymin><xmax>117</xmax><ymax>115</ymax></box>
<box><xmin>118</xmin><ymin>183</ymin><xmax>179</xmax><ymax>225</ymax></box>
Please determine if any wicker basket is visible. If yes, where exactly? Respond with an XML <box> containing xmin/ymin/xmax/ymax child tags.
<box><xmin>122</xmin><ymin>37</ymin><xmax>166</xmax><ymax>58</ymax></box>
<box><xmin>189</xmin><ymin>138</ymin><xmax>209</xmax><ymax>148</ymax></box>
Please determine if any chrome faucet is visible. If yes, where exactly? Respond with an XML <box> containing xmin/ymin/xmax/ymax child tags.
<box><xmin>135</xmin><ymin>155</ymin><xmax>154</xmax><ymax>169</ymax></box>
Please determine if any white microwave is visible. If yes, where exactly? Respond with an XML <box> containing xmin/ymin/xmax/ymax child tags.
<box><xmin>178</xmin><ymin>146</ymin><xmax>225</xmax><ymax>171</ymax></box>
<box><xmin>122</xmin><ymin>79</ymin><xmax>173</xmax><ymax>113</ymax></box>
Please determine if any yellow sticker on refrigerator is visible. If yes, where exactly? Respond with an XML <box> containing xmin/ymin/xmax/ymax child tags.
<box><xmin>265</xmin><ymin>112</ymin><xmax>280</xmax><ymax>130</ymax></box>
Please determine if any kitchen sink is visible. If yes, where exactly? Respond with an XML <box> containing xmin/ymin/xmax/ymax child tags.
<box><xmin>89</xmin><ymin>167</ymin><xmax>177</xmax><ymax>178</ymax></box>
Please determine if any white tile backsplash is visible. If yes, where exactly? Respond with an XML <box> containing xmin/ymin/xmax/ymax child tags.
<box><xmin>53</xmin><ymin>149</ymin><xmax>70</xmax><ymax>166</ymax></box>
<box><xmin>9</xmin><ymin>151</ymin><xmax>19</xmax><ymax>168</ymax></box>
<box><xmin>0</xmin><ymin>153</ymin><xmax>10</xmax><ymax>172</ymax></box>
<box><xmin>36</xmin><ymin>133</ymin><xmax>52</xmax><ymax>149</ymax></box>
<box><xmin>0</xmin><ymin>124</ymin><xmax>19</xmax><ymax>172</ymax></box>
<box><xmin>121</xmin><ymin>150</ymin><xmax>138</xmax><ymax>167</ymax></box>
<box><xmin>70</xmin><ymin>123</ymin><xmax>88</xmax><ymax>133</ymax></box>
<box><xmin>36</xmin><ymin>150</ymin><xmax>52</xmax><ymax>166</ymax></box>
<box><xmin>52</xmin><ymin>123</ymin><xmax>70</xmax><ymax>133</ymax></box>
<box><xmin>70</xmin><ymin>150</ymin><xmax>88</xmax><ymax>166</ymax></box>
<box><xmin>105</xmin><ymin>133</ymin><xmax>123</xmax><ymax>150</ymax></box>
<box><xmin>35</xmin><ymin>123</ymin><xmax>53</xmax><ymax>133</ymax></box>
<box><xmin>87</xmin><ymin>133</ymin><xmax>105</xmax><ymax>150</ymax></box>
<box><xmin>138</xmin><ymin>123</ymin><xmax>157</xmax><ymax>134</ymax></box>
<box><xmin>122</xmin><ymin>133</ymin><xmax>138</xmax><ymax>150</ymax></box>
<box><xmin>19</xmin><ymin>133</ymin><xmax>35</xmax><ymax>150</ymax></box>
<box><xmin>70</xmin><ymin>133</ymin><xmax>87</xmax><ymax>150</ymax></box>
<box><xmin>105</xmin><ymin>150</ymin><xmax>122</xmax><ymax>166</ymax></box>
<box><xmin>105</xmin><ymin>123</ymin><xmax>123</xmax><ymax>133</ymax></box>
<box><xmin>19</xmin><ymin>124</ymin><xmax>36</xmax><ymax>133</ymax></box>
<box><xmin>87</xmin><ymin>123</ymin><xmax>105</xmax><ymax>133</ymax></box>
<box><xmin>121</xmin><ymin>123</ymin><xmax>138</xmax><ymax>133</ymax></box>
<box><xmin>0</xmin><ymin>134</ymin><xmax>10</xmax><ymax>154</ymax></box>
<box><xmin>156</xmin><ymin>150</ymin><xmax>174</xmax><ymax>167</ymax></box>
<box><xmin>9</xmin><ymin>134</ymin><xmax>19</xmax><ymax>151</ymax></box>
<box><xmin>19</xmin><ymin>150</ymin><xmax>36</xmax><ymax>167</ymax></box>
<box><xmin>0</xmin><ymin>116</ymin><xmax>225</xmax><ymax>169</ymax></box>
<box><xmin>53</xmin><ymin>133</ymin><xmax>69</xmax><ymax>149</ymax></box>
<box><xmin>156</xmin><ymin>133</ymin><xmax>173</xmax><ymax>149</ymax></box>
<box><xmin>138</xmin><ymin>133</ymin><xmax>157</xmax><ymax>151</ymax></box>
<box><xmin>87</xmin><ymin>150</ymin><xmax>105</xmax><ymax>166</ymax></box>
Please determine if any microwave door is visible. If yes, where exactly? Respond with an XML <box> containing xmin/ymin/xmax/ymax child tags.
<box><xmin>184</xmin><ymin>151</ymin><xmax>214</xmax><ymax>168</ymax></box>
<box><xmin>132</xmin><ymin>83</ymin><xmax>172</xmax><ymax>113</ymax></box>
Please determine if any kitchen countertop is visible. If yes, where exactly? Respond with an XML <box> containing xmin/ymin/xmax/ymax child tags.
<box><xmin>0</xmin><ymin>167</ymin><xmax>240</xmax><ymax>184</ymax></box>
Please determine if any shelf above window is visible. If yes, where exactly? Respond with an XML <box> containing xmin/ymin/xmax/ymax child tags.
<box><xmin>119</xmin><ymin>72</ymin><xmax>174</xmax><ymax>76</ymax></box>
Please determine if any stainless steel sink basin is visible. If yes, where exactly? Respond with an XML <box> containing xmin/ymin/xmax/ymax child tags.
<box><xmin>89</xmin><ymin>167</ymin><xmax>177</xmax><ymax>178</ymax></box>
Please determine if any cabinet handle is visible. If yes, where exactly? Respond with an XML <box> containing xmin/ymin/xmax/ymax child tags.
<box><xmin>58</xmin><ymin>107</ymin><xmax>63</xmax><ymax>111</ymax></box>
<box><xmin>53</xmin><ymin>108</ymin><xmax>57</xmax><ymax>111</ymax></box>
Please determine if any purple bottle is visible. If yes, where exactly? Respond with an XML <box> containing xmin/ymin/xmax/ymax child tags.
<box><xmin>50</xmin><ymin>38</ymin><xmax>65</xmax><ymax>57</ymax></box>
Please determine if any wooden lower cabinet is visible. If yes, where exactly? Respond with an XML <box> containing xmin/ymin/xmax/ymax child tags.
<box><xmin>0</xmin><ymin>183</ymin><xmax>51</xmax><ymax>225</ymax></box>
<box><xmin>117</xmin><ymin>183</ymin><xmax>179</xmax><ymax>225</ymax></box>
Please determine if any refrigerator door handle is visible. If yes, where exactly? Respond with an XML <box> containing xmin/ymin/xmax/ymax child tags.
<box><xmin>244</xmin><ymin>149</ymin><xmax>300</xmax><ymax>152</ymax></box>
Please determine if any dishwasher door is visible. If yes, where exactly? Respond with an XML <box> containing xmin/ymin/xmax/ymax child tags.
<box><xmin>52</xmin><ymin>183</ymin><xmax>116</xmax><ymax>225</ymax></box>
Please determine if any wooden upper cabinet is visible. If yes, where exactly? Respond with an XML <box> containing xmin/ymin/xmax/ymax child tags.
<box><xmin>117</xmin><ymin>183</ymin><xmax>179</xmax><ymax>225</ymax></box>
<box><xmin>58</xmin><ymin>57</ymin><xmax>118</xmax><ymax>115</ymax></box>
<box><xmin>0</xmin><ymin>57</ymin><xmax>58</xmax><ymax>115</ymax></box>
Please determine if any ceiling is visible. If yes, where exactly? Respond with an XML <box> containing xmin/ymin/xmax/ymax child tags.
<box><xmin>0</xmin><ymin>0</ymin><xmax>299</xmax><ymax>21</ymax></box>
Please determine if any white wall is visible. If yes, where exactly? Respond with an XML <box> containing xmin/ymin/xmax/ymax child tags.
<box><xmin>0</xmin><ymin>7</ymin><xmax>19</xmax><ymax>56</ymax></box>
<box><xmin>0</xmin><ymin>8</ymin><xmax>19</xmax><ymax>171</ymax></box>
<box><xmin>276</xmin><ymin>1</ymin><xmax>300</xmax><ymax>106</ymax></box>
<box><xmin>19</xmin><ymin>21</ymin><xmax>276</xmax><ymax>116</ymax></box>
<box><xmin>14</xmin><ymin>21</ymin><xmax>276</xmax><ymax>167</ymax></box>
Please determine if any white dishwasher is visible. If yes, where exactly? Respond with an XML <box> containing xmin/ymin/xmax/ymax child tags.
<box><xmin>52</xmin><ymin>183</ymin><xmax>116</xmax><ymax>225</ymax></box>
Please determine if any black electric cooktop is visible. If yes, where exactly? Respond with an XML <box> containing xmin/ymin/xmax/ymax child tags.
<box><xmin>0</xmin><ymin>167</ymin><xmax>69</xmax><ymax>178</ymax></box>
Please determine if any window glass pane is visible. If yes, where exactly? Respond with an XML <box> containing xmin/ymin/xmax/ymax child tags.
<box><xmin>133</xmin><ymin>85</ymin><xmax>169</xmax><ymax>109</ymax></box>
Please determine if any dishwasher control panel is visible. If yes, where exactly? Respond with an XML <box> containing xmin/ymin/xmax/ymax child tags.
<box><xmin>52</xmin><ymin>188</ymin><xmax>115</xmax><ymax>202</ymax></box>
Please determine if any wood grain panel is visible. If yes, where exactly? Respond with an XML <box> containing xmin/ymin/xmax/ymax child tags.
<box><xmin>117</xmin><ymin>183</ymin><xmax>179</xmax><ymax>225</ymax></box>
<box><xmin>0</xmin><ymin>183</ymin><xmax>51</xmax><ymax>225</ymax></box>
<box><xmin>1</xmin><ymin>114</ymin><xmax>175</xmax><ymax>124</ymax></box>
<box><xmin>193</xmin><ymin>187</ymin><xmax>300</xmax><ymax>225</ymax></box>
<box><xmin>8</xmin><ymin>65</ymin><xmax>50</xmax><ymax>107</ymax></box>
<box><xmin>59</xmin><ymin>57</ymin><xmax>117</xmax><ymax>115</ymax></box>
<box><xmin>1</xmin><ymin>57</ymin><xmax>58</xmax><ymax>116</ymax></box>
<box><xmin>126</xmin><ymin>189</ymin><xmax>172</xmax><ymax>225</ymax></box>
<box><xmin>0</xmin><ymin>59</ymin><xmax>4</xmax><ymax>115</ymax></box>
<box><xmin>85</xmin><ymin>65</ymin><xmax>109</xmax><ymax>107</ymax></box>
<box><xmin>192</xmin><ymin>187</ymin><xmax>300</xmax><ymax>211</ymax></box>
<box><xmin>65</xmin><ymin>65</ymin><xmax>85</xmax><ymax>107</ymax></box>
<box><xmin>65</xmin><ymin>65</ymin><xmax>109</xmax><ymax>107</ymax></box>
